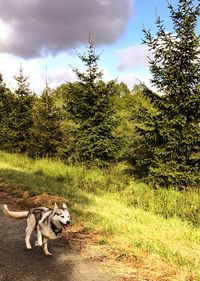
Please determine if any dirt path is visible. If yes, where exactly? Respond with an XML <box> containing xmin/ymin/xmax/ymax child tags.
<box><xmin>0</xmin><ymin>192</ymin><xmax>118</xmax><ymax>281</ymax></box>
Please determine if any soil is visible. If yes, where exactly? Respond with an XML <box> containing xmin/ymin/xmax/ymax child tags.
<box><xmin>0</xmin><ymin>191</ymin><xmax>118</xmax><ymax>281</ymax></box>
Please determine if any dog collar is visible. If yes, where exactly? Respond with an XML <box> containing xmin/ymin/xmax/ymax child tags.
<box><xmin>51</xmin><ymin>223</ymin><xmax>62</xmax><ymax>236</ymax></box>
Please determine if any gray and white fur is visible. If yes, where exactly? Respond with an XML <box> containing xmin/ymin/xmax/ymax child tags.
<box><xmin>2</xmin><ymin>203</ymin><xmax>71</xmax><ymax>255</ymax></box>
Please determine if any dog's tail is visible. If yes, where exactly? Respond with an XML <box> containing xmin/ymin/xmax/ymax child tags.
<box><xmin>2</xmin><ymin>204</ymin><xmax>28</xmax><ymax>219</ymax></box>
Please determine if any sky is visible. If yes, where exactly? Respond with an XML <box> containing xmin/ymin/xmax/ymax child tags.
<box><xmin>0</xmin><ymin>0</ymin><xmax>199</xmax><ymax>93</ymax></box>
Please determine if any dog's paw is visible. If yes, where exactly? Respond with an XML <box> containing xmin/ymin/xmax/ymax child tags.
<box><xmin>45</xmin><ymin>251</ymin><xmax>52</xmax><ymax>256</ymax></box>
<box><xmin>35</xmin><ymin>240</ymin><xmax>43</xmax><ymax>247</ymax></box>
<box><xmin>26</xmin><ymin>246</ymin><xmax>32</xmax><ymax>250</ymax></box>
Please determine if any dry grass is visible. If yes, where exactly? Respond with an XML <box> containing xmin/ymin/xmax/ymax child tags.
<box><xmin>64</xmin><ymin>223</ymin><xmax>195</xmax><ymax>281</ymax></box>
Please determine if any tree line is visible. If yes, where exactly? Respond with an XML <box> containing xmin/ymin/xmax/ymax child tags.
<box><xmin>0</xmin><ymin>0</ymin><xmax>199</xmax><ymax>189</ymax></box>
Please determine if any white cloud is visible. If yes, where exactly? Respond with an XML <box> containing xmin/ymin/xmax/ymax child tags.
<box><xmin>117</xmin><ymin>74</ymin><xmax>140</xmax><ymax>88</ymax></box>
<box><xmin>100</xmin><ymin>66</ymin><xmax>152</xmax><ymax>90</ymax></box>
<box><xmin>50</xmin><ymin>68</ymin><xmax>76</xmax><ymax>89</ymax></box>
<box><xmin>116</xmin><ymin>44</ymin><xmax>152</xmax><ymax>71</ymax></box>
<box><xmin>0</xmin><ymin>53</ymin><xmax>78</xmax><ymax>93</ymax></box>
<box><xmin>0</xmin><ymin>20</ymin><xmax>12</xmax><ymax>41</ymax></box>
<box><xmin>0</xmin><ymin>54</ymin><xmax>24</xmax><ymax>89</ymax></box>
<box><xmin>116</xmin><ymin>72</ymin><xmax>151</xmax><ymax>90</ymax></box>
<box><xmin>101</xmin><ymin>67</ymin><xmax>113</xmax><ymax>82</ymax></box>
<box><xmin>0</xmin><ymin>50</ymin><xmax>153</xmax><ymax>93</ymax></box>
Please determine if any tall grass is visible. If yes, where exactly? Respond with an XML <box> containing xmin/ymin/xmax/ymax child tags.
<box><xmin>0</xmin><ymin>151</ymin><xmax>199</xmax><ymax>225</ymax></box>
<box><xmin>0</xmin><ymin>151</ymin><xmax>200</xmax><ymax>279</ymax></box>
<box><xmin>123</xmin><ymin>181</ymin><xmax>200</xmax><ymax>225</ymax></box>
<box><xmin>86</xmin><ymin>194</ymin><xmax>200</xmax><ymax>273</ymax></box>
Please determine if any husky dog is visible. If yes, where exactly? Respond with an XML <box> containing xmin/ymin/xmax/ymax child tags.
<box><xmin>2</xmin><ymin>203</ymin><xmax>71</xmax><ymax>255</ymax></box>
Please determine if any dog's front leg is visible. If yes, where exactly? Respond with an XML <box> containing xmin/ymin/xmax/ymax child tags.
<box><xmin>43</xmin><ymin>238</ymin><xmax>52</xmax><ymax>256</ymax></box>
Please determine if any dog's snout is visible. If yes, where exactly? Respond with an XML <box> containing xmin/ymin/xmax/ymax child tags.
<box><xmin>67</xmin><ymin>220</ymin><xmax>71</xmax><ymax>225</ymax></box>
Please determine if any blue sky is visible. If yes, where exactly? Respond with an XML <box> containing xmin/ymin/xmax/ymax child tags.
<box><xmin>0</xmin><ymin>0</ymin><xmax>199</xmax><ymax>93</ymax></box>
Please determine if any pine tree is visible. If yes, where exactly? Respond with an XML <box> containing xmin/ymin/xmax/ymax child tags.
<box><xmin>28</xmin><ymin>82</ymin><xmax>63</xmax><ymax>158</ymax></box>
<box><xmin>0</xmin><ymin>74</ymin><xmax>15</xmax><ymax>150</ymax></box>
<box><xmin>0</xmin><ymin>74</ymin><xmax>9</xmax><ymax>125</ymax></box>
<box><xmin>134</xmin><ymin>0</ymin><xmax>200</xmax><ymax>187</ymax></box>
<box><xmin>67</xmin><ymin>36</ymin><xmax>120</xmax><ymax>163</ymax></box>
<box><xmin>9</xmin><ymin>66</ymin><xmax>34</xmax><ymax>153</ymax></box>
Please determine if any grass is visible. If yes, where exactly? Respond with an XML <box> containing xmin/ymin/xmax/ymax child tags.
<box><xmin>0</xmin><ymin>151</ymin><xmax>200</xmax><ymax>280</ymax></box>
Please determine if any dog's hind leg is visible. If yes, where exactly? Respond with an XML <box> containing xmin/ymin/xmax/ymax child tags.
<box><xmin>25</xmin><ymin>216</ymin><xmax>35</xmax><ymax>249</ymax></box>
<box><xmin>37</xmin><ymin>225</ymin><xmax>43</xmax><ymax>246</ymax></box>
<box><xmin>43</xmin><ymin>238</ymin><xmax>52</xmax><ymax>256</ymax></box>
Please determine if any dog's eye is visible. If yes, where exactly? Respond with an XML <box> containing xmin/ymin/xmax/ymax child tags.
<box><xmin>61</xmin><ymin>215</ymin><xmax>64</xmax><ymax>218</ymax></box>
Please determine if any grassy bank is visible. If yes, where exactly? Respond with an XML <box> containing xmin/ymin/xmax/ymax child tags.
<box><xmin>0</xmin><ymin>151</ymin><xmax>200</xmax><ymax>280</ymax></box>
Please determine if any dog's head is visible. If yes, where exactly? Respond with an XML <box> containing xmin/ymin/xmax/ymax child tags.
<box><xmin>53</xmin><ymin>203</ymin><xmax>71</xmax><ymax>229</ymax></box>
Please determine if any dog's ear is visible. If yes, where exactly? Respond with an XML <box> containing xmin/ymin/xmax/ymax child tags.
<box><xmin>62</xmin><ymin>203</ymin><xmax>67</xmax><ymax>209</ymax></box>
<box><xmin>53</xmin><ymin>202</ymin><xmax>58</xmax><ymax>211</ymax></box>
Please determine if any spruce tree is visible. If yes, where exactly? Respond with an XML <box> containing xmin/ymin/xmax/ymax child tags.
<box><xmin>10</xmin><ymin>66</ymin><xmax>34</xmax><ymax>153</ymax></box>
<box><xmin>0</xmin><ymin>74</ymin><xmax>15</xmax><ymax>150</ymax></box>
<box><xmin>0</xmin><ymin>74</ymin><xmax>7</xmax><ymax>124</ymax></box>
<box><xmin>0</xmin><ymin>73</ymin><xmax>9</xmax><ymax>126</ymax></box>
<box><xmin>67</xmin><ymin>36</ymin><xmax>120</xmax><ymax>163</ymax></box>
<box><xmin>134</xmin><ymin>0</ymin><xmax>200</xmax><ymax>187</ymax></box>
<box><xmin>28</xmin><ymin>83</ymin><xmax>63</xmax><ymax>158</ymax></box>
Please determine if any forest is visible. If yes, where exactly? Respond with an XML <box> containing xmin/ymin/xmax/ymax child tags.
<box><xmin>0</xmin><ymin>0</ymin><xmax>200</xmax><ymax>279</ymax></box>
<box><xmin>0</xmin><ymin>0</ymin><xmax>199</xmax><ymax>190</ymax></box>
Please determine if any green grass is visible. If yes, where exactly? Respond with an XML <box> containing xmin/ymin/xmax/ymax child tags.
<box><xmin>0</xmin><ymin>151</ymin><xmax>200</xmax><ymax>279</ymax></box>
<box><xmin>86</xmin><ymin>194</ymin><xmax>200</xmax><ymax>271</ymax></box>
<box><xmin>0</xmin><ymin>151</ymin><xmax>199</xmax><ymax>225</ymax></box>
<box><xmin>124</xmin><ymin>181</ymin><xmax>200</xmax><ymax>225</ymax></box>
